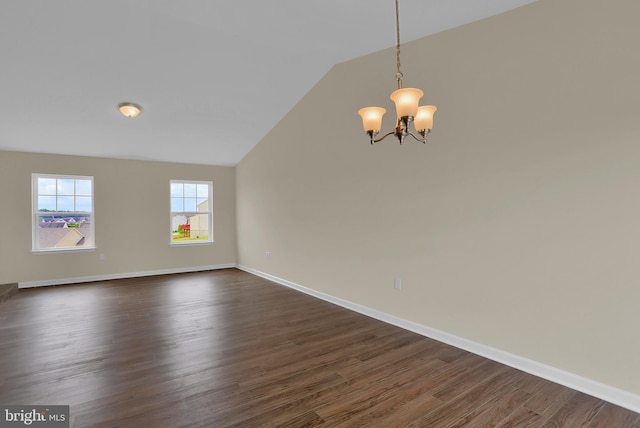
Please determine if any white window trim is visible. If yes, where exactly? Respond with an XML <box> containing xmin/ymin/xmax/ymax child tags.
<box><xmin>169</xmin><ymin>180</ymin><xmax>214</xmax><ymax>246</ymax></box>
<box><xmin>32</xmin><ymin>173</ymin><xmax>96</xmax><ymax>253</ymax></box>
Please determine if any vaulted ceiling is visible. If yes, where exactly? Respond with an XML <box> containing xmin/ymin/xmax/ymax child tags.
<box><xmin>0</xmin><ymin>1</ymin><xmax>537</xmax><ymax>166</ymax></box>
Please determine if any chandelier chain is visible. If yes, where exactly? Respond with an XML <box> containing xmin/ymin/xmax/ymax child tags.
<box><xmin>395</xmin><ymin>0</ymin><xmax>403</xmax><ymax>89</ymax></box>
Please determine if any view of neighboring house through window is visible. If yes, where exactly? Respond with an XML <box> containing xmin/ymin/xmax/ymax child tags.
<box><xmin>32</xmin><ymin>174</ymin><xmax>95</xmax><ymax>252</ymax></box>
<box><xmin>170</xmin><ymin>180</ymin><xmax>213</xmax><ymax>244</ymax></box>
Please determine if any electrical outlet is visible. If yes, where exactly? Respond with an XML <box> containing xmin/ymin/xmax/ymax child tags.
<box><xmin>264</xmin><ymin>251</ymin><xmax>271</xmax><ymax>259</ymax></box>
<box><xmin>394</xmin><ymin>277</ymin><xmax>402</xmax><ymax>290</ymax></box>
<box><xmin>99</xmin><ymin>253</ymin><xmax>106</xmax><ymax>260</ymax></box>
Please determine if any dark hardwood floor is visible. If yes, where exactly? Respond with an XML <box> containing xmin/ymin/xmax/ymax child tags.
<box><xmin>1</xmin><ymin>269</ymin><xmax>638</xmax><ymax>427</ymax></box>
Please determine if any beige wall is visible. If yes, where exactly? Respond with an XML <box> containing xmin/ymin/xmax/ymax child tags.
<box><xmin>237</xmin><ymin>0</ymin><xmax>640</xmax><ymax>396</ymax></box>
<box><xmin>0</xmin><ymin>151</ymin><xmax>236</xmax><ymax>284</ymax></box>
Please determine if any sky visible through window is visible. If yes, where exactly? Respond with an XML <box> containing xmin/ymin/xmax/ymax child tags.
<box><xmin>37</xmin><ymin>177</ymin><xmax>92</xmax><ymax>212</ymax></box>
<box><xmin>170</xmin><ymin>182</ymin><xmax>209</xmax><ymax>212</ymax></box>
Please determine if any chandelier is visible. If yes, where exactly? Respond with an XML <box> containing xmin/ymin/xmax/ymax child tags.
<box><xmin>358</xmin><ymin>0</ymin><xmax>437</xmax><ymax>145</ymax></box>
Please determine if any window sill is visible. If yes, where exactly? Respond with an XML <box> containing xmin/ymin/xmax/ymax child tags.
<box><xmin>170</xmin><ymin>241</ymin><xmax>214</xmax><ymax>247</ymax></box>
<box><xmin>32</xmin><ymin>247</ymin><xmax>96</xmax><ymax>255</ymax></box>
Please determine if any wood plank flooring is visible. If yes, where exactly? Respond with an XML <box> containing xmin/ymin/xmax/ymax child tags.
<box><xmin>0</xmin><ymin>282</ymin><xmax>18</xmax><ymax>304</ymax></box>
<box><xmin>0</xmin><ymin>269</ymin><xmax>638</xmax><ymax>427</ymax></box>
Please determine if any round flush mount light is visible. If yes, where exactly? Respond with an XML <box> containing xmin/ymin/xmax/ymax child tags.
<box><xmin>118</xmin><ymin>102</ymin><xmax>142</xmax><ymax>118</ymax></box>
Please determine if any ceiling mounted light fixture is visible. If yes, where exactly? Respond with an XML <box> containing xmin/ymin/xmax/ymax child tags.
<box><xmin>118</xmin><ymin>102</ymin><xmax>142</xmax><ymax>118</ymax></box>
<box><xmin>358</xmin><ymin>0</ymin><xmax>437</xmax><ymax>145</ymax></box>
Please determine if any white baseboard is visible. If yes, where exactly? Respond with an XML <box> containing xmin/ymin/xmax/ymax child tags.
<box><xmin>236</xmin><ymin>264</ymin><xmax>640</xmax><ymax>414</ymax></box>
<box><xmin>18</xmin><ymin>264</ymin><xmax>235</xmax><ymax>289</ymax></box>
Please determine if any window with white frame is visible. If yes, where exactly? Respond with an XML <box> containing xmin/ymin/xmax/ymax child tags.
<box><xmin>32</xmin><ymin>174</ymin><xmax>95</xmax><ymax>252</ymax></box>
<box><xmin>170</xmin><ymin>180</ymin><xmax>213</xmax><ymax>244</ymax></box>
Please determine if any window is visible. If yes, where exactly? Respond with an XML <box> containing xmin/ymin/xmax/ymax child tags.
<box><xmin>32</xmin><ymin>174</ymin><xmax>95</xmax><ymax>252</ymax></box>
<box><xmin>170</xmin><ymin>180</ymin><xmax>213</xmax><ymax>244</ymax></box>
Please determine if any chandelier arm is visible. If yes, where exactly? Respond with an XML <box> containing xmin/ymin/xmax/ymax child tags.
<box><xmin>409</xmin><ymin>129</ymin><xmax>431</xmax><ymax>144</ymax></box>
<box><xmin>372</xmin><ymin>131</ymin><xmax>396</xmax><ymax>144</ymax></box>
<box><xmin>406</xmin><ymin>132</ymin><xmax>423</xmax><ymax>143</ymax></box>
<box><xmin>407</xmin><ymin>131</ymin><xmax>432</xmax><ymax>144</ymax></box>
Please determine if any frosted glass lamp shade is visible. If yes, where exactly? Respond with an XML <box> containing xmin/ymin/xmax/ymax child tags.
<box><xmin>358</xmin><ymin>107</ymin><xmax>387</xmax><ymax>133</ymax></box>
<box><xmin>414</xmin><ymin>105</ymin><xmax>437</xmax><ymax>132</ymax></box>
<box><xmin>118</xmin><ymin>102</ymin><xmax>142</xmax><ymax>118</ymax></box>
<box><xmin>390</xmin><ymin>88</ymin><xmax>423</xmax><ymax>118</ymax></box>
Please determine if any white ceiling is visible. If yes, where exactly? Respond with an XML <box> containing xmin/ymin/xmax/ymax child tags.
<box><xmin>0</xmin><ymin>1</ymin><xmax>537</xmax><ymax>166</ymax></box>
